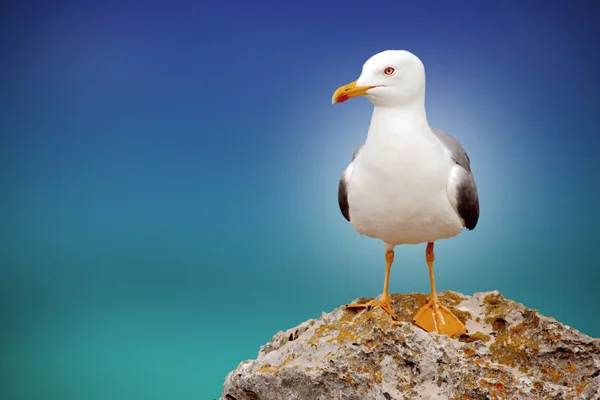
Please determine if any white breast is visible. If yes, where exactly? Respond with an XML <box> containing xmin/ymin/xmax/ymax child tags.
<box><xmin>347</xmin><ymin>126</ymin><xmax>464</xmax><ymax>245</ymax></box>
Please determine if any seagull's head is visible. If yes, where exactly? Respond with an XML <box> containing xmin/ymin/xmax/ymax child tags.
<box><xmin>332</xmin><ymin>50</ymin><xmax>426</xmax><ymax>107</ymax></box>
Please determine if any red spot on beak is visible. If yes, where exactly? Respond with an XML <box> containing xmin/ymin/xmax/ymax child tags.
<box><xmin>336</xmin><ymin>93</ymin><xmax>349</xmax><ymax>103</ymax></box>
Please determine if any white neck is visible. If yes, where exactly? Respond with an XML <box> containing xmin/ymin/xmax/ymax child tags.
<box><xmin>368</xmin><ymin>95</ymin><xmax>430</xmax><ymax>140</ymax></box>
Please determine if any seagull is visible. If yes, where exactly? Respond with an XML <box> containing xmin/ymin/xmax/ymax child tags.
<box><xmin>332</xmin><ymin>50</ymin><xmax>479</xmax><ymax>337</ymax></box>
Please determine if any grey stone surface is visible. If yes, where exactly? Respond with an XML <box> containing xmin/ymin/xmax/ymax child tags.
<box><xmin>221</xmin><ymin>291</ymin><xmax>600</xmax><ymax>400</ymax></box>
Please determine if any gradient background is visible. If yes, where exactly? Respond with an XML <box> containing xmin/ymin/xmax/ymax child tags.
<box><xmin>2</xmin><ymin>1</ymin><xmax>599</xmax><ymax>399</ymax></box>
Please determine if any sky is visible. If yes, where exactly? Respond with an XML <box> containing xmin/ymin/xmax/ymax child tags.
<box><xmin>1</xmin><ymin>0</ymin><xmax>600</xmax><ymax>399</ymax></box>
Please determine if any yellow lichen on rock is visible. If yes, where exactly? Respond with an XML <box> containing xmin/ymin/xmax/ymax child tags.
<box><xmin>223</xmin><ymin>291</ymin><xmax>600</xmax><ymax>400</ymax></box>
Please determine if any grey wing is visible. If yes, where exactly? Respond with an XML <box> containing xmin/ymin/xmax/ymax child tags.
<box><xmin>432</xmin><ymin>128</ymin><xmax>480</xmax><ymax>230</ymax></box>
<box><xmin>338</xmin><ymin>140</ymin><xmax>365</xmax><ymax>222</ymax></box>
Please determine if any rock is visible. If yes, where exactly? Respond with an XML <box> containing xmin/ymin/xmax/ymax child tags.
<box><xmin>221</xmin><ymin>291</ymin><xmax>600</xmax><ymax>400</ymax></box>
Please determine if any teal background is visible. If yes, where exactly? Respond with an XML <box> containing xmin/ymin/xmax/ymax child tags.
<box><xmin>2</xmin><ymin>1</ymin><xmax>599</xmax><ymax>399</ymax></box>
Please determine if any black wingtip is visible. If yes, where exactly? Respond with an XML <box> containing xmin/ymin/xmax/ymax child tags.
<box><xmin>338</xmin><ymin>177</ymin><xmax>350</xmax><ymax>222</ymax></box>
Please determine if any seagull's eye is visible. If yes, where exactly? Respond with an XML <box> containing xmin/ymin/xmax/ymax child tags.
<box><xmin>384</xmin><ymin>67</ymin><xmax>395</xmax><ymax>76</ymax></box>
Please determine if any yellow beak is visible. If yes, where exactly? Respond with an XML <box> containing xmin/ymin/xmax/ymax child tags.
<box><xmin>332</xmin><ymin>80</ymin><xmax>373</xmax><ymax>104</ymax></box>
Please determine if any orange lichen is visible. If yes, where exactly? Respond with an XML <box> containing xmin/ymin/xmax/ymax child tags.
<box><xmin>546</xmin><ymin>333</ymin><xmax>561</xmax><ymax>341</ymax></box>
<box><xmin>563</xmin><ymin>363</ymin><xmax>576</xmax><ymax>373</ymax></box>
<box><xmin>541</xmin><ymin>366</ymin><xmax>563</xmax><ymax>383</ymax></box>
<box><xmin>459</xmin><ymin>332</ymin><xmax>491</xmax><ymax>343</ymax></box>
<box><xmin>375</xmin><ymin>371</ymin><xmax>382</xmax><ymax>384</ymax></box>
<box><xmin>487</xmin><ymin>307</ymin><xmax>541</xmax><ymax>370</ymax></box>
<box><xmin>463</xmin><ymin>347</ymin><xmax>476</xmax><ymax>357</ymax></box>
<box><xmin>576</xmin><ymin>381</ymin><xmax>588</xmax><ymax>394</ymax></box>
<box><xmin>258</xmin><ymin>354</ymin><xmax>295</xmax><ymax>374</ymax></box>
<box><xmin>298</xmin><ymin>291</ymin><xmax>586</xmax><ymax>398</ymax></box>
<box><xmin>258</xmin><ymin>363</ymin><xmax>281</xmax><ymax>374</ymax></box>
<box><xmin>518</xmin><ymin>365</ymin><xmax>529</xmax><ymax>374</ymax></box>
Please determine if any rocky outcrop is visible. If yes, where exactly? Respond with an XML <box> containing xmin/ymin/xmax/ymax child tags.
<box><xmin>221</xmin><ymin>291</ymin><xmax>600</xmax><ymax>399</ymax></box>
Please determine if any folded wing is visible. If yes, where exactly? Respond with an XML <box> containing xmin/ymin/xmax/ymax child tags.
<box><xmin>432</xmin><ymin>128</ymin><xmax>480</xmax><ymax>230</ymax></box>
<box><xmin>338</xmin><ymin>141</ymin><xmax>366</xmax><ymax>222</ymax></box>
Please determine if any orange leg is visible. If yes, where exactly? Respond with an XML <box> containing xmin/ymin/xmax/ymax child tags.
<box><xmin>413</xmin><ymin>242</ymin><xmax>466</xmax><ymax>336</ymax></box>
<box><xmin>346</xmin><ymin>249</ymin><xmax>397</xmax><ymax>320</ymax></box>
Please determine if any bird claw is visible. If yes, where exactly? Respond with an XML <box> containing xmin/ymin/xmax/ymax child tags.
<box><xmin>346</xmin><ymin>296</ymin><xmax>398</xmax><ymax>320</ymax></box>
<box><xmin>413</xmin><ymin>299</ymin><xmax>466</xmax><ymax>337</ymax></box>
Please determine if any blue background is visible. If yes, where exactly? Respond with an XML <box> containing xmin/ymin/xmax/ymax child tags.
<box><xmin>2</xmin><ymin>1</ymin><xmax>599</xmax><ymax>398</ymax></box>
